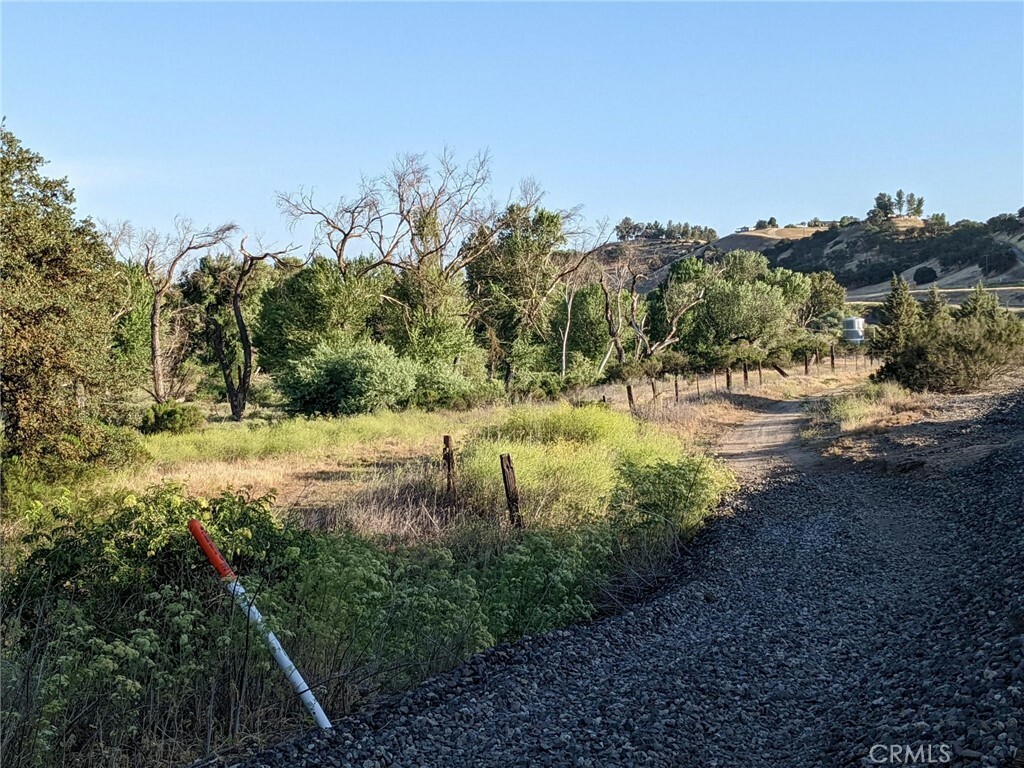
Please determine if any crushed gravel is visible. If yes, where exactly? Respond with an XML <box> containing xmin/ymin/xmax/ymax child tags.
<box><xmin>235</xmin><ymin>389</ymin><xmax>1024</xmax><ymax>768</ymax></box>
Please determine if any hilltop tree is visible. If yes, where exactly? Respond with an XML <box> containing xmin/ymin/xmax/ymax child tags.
<box><xmin>1</xmin><ymin>127</ymin><xmax>132</xmax><ymax>469</ymax></box>
<box><xmin>767</xmin><ymin>216</ymin><xmax>778</xmax><ymax>228</ymax></box>
<box><xmin>868</xmin><ymin>192</ymin><xmax>895</xmax><ymax>223</ymax></box>
<box><xmin>905</xmin><ymin>192</ymin><xmax>917</xmax><ymax>217</ymax></box>
<box><xmin>895</xmin><ymin>189</ymin><xmax>906</xmax><ymax>216</ymax></box>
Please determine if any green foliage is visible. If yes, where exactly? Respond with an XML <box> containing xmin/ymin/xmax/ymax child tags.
<box><xmin>139</xmin><ymin>401</ymin><xmax>205</xmax><ymax>435</ymax></box>
<box><xmin>0</xmin><ymin>128</ymin><xmax>131</xmax><ymax>472</ymax></box>
<box><xmin>254</xmin><ymin>257</ymin><xmax>389</xmax><ymax>374</ymax></box>
<box><xmin>467</xmin><ymin>204</ymin><xmax>568</xmax><ymax>380</ymax></box>
<box><xmin>3</xmin><ymin>408</ymin><xmax>734</xmax><ymax>766</ymax></box>
<box><xmin>913</xmin><ymin>266</ymin><xmax>938</xmax><ymax>285</ymax></box>
<box><xmin>876</xmin><ymin>286</ymin><xmax>1024</xmax><ymax>392</ymax></box>
<box><xmin>871</xmin><ymin>275</ymin><xmax>921</xmax><ymax>357</ymax></box>
<box><xmin>411</xmin><ymin>356</ymin><xmax>503</xmax><ymax>411</ymax></box>
<box><xmin>278</xmin><ymin>342</ymin><xmax>418</xmax><ymax>416</ymax></box>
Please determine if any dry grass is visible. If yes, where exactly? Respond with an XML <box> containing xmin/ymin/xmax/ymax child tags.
<box><xmin>96</xmin><ymin>359</ymin><xmax>875</xmax><ymax>543</ymax></box>
<box><xmin>803</xmin><ymin>381</ymin><xmax>931</xmax><ymax>439</ymax></box>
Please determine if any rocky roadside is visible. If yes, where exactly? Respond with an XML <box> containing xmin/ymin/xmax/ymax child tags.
<box><xmin>228</xmin><ymin>388</ymin><xmax>1024</xmax><ymax>768</ymax></box>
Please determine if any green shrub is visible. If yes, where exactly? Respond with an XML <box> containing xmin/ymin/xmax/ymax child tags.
<box><xmin>277</xmin><ymin>342</ymin><xmax>418</xmax><ymax>416</ymax></box>
<box><xmin>876</xmin><ymin>306</ymin><xmax>1024</xmax><ymax>393</ymax></box>
<box><xmin>411</xmin><ymin>362</ymin><xmax>502</xmax><ymax>411</ymax></box>
<box><xmin>913</xmin><ymin>266</ymin><xmax>937</xmax><ymax>285</ymax></box>
<box><xmin>139</xmin><ymin>401</ymin><xmax>205</xmax><ymax>435</ymax></box>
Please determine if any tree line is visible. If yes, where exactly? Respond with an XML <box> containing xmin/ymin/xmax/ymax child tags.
<box><xmin>3</xmin><ymin>128</ymin><xmax>851</xmax><ymax>477</ymax></box>
<box><xmin>614</xmin><ymin>217</ymin><xmax>718</xmax><ymax>243</ymax></box>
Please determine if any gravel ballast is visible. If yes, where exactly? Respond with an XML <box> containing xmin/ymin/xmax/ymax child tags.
<box><xmin>240</xmin><ymin>389</ymin><xmax>1024</xmax><ymax>768</ymax></box>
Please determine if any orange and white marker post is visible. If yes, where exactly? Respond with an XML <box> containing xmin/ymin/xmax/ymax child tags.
<box><xmin>188</xmin><ymin>519</ymin><xmax>333</xmax><ymax>730</ymax></box>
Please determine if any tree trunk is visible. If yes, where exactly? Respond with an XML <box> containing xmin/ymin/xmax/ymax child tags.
<box><xmin>229</xmin><ymin>278</ymin><xmax>254</xmax><ymax>421</ymax></box>
<box><xmin>830</xmin><ymin>343</ymin><xmax>836</xmax><ymax>371</ymax></box>
<box><xmin>757</xmin><ymin>361</ymin><xmax>763</xmax><ymax>385</ymax></box>
<box><xmin>725</xmin><ymin>368</ymin><xmax>732</xmax><ymax>390</ymax></box>
<box><xmin>150</xmin><ymin>294</ymin><xmax>167</xmax><ymax>403</ymax></box>
<box><xmin>742</xmin><ymin>362</ymin><xmax>749</xmax><ymax>388</ymax></box>
<box><xmin>560</xmin><ymin>290</ymin><xmax>575</xmax><ymax>378</ymax></box>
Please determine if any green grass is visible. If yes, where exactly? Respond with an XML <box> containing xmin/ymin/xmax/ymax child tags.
<box><xmin>141</xmin><ymin>408</ymin><xmax>501</xmax><ymax>465</ymax></box>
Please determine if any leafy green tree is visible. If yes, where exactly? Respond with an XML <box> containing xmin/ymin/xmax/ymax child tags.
<box><xmin>895</xmin><ymin>189</ymin><xmax>906</xmax><ymax>216</ymax></box>
<box><xmin>1</xmin><ymin>127</ymin><xmax>135</xmax><ymax>470</ymax></box>
<box><xmin>767</xmin><ymin>216</ymin><xmax>778</xmax><ymax>228</ymax></box>
<box><xmin>868</xmin><ymin>192</ymin><xmax>895</xmax><ymax>223</ymax></box>
<box><xmin>905</xmin><ymin>192</ymin><xmax>917</xmax><ymax>217</ymax></box>
<box><xmin>797</xmin><ymin>271</ymin><xmax>846</xmax><ymax>327</ymax></box>
<box><xmin>925</xmin><ymin>212</ymin><xmax>948</xmax><ymax>233</ymax></box>
<box><xmin>111</xmin><ymin>262</ymin><xmax>156</xmax><ymax>388</ymax></box>
<box><xmin>255</xmin><ymin>256</ymin><xmax>391</xmax><ymax>373</ymax></box>
<box><xmin>466</xmin><ymin>204</ymin><xmax>571</xmax><ymax>383</ymax></box>
<box><xmin>911</xmin><ymin>195</ymin><xmax>925</xmax><ymax>217</ymax></box>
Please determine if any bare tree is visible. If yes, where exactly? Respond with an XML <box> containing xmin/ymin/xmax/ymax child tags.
<box><xmin>114</xmin><ymin>217</ymin><xmax>238</xmax><ymax>402</ymax></box>
<box><xmin>279</xmin><ymin>149</ymin><xmax>499</xmax><ymax>281</ymax></box>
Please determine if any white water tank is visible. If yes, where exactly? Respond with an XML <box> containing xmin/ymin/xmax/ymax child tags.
<box><xmin>843</xmin><ymin>317</ymin><xmax>865</xmax><ymax>344</ymax></box>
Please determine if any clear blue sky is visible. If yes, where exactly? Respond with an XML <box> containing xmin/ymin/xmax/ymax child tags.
<box><xmin>3</xmin><ymin>2</ymin><xmax>1022</xmax><ymax>249</ymax></box>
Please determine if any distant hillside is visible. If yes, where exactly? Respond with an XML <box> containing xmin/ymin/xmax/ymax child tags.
<box><xmin>596</xmin><ymin>226</ymin><xmax>823</xmax><ymax>291</ymax></box>
<box><xmin>764</xmin><ymin>216</ymin><xmax>1024</xmax><ymax>290</ymax></box>
<box><xmin>596</xmin><ymin>212</ymin><xmax>1024</xmax><ymax>297</ymax></box>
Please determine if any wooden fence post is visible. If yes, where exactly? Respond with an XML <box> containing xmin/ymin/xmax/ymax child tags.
<box><xmin>757</xmin><ymin>361</ymin><xmax>763</xmax><ymax>386</ymax></box>
<box><xmin>804</xmin><ymin>352</ymin><xmax>810</xmax><ymax>375</ymax></box>
<box><xmin>674</xmin><ymin>374</ymin><xmax>680</xmax><ymax>402</ymax></box>
<box><xmin>499</xmin><ymin>454</ymin><xmax>523</xmax><ymax>529</ymax></box>
<box><xmin>742</xmin><ymin>362</ymin><xmax>749</xmax><ymax>388</ymax></box>
<box><xmin>830</xmin><ymin>343</ymin><xmax>836</xmax><ymax>371</ymax></box>
<box><xmin>725</xmin><ymin>368</ymin><xmax>732</xmax><ymax>390</ymax></box>
<box><xmin>442</xmin><ymin>435</ymin><xmax>456</xmax><ymax>501</ymax></box>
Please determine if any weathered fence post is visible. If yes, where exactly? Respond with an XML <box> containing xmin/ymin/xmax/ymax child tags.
<box><xmin>804</xmin><ymin>352</ymin><xmax>810</xmax><ymax>375</ymax></box>
<box><xmin>674</xmin><ymin>374</ymin><xmax>680</xmax><ymax>402</ymax></box>
<box><xmin>742</xmin><ymin>362</ymin><xmax>749</xmax><ymax>388</ymax></box>
<box><xmin>442</xmin><ymin>435</ymin><xmax>456</xmax><ymax>502</ymax></box>
<box><xmin>757</xmin><ymin>360</ymin><xmax>763</xmax><ymax>386</ymax></box>
<box><xmin>499</xmin><ymin>454</ymin><xmax>523</xmax><ymax>529</ymax></box>
<box><xmin>725</xmin><ymin>368</ymin><xmax>733</xmax><ymax>390</ymax></box>
<box><xmin>830</xmin><ymin>343</ymin><xmax>836</xmax><ymax>371</ymax></box>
